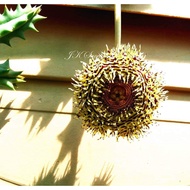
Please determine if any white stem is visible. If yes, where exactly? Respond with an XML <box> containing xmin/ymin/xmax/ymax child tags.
<box><xmin>114</xmin><ymin>4</ymin><xmax>121</xmax><ymax>47</ymax></box>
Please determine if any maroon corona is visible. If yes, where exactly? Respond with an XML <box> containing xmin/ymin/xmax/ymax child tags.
<box><xmin>103</xmin><ymin>80</ymin><xmax>134</xmax><ymax>112</ymax></box>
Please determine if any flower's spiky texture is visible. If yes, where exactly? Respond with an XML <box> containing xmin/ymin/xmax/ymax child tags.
<box><xmin>72</xmin><ymin>44</ymin><xmax>168</xmax><ymax>140</ymax></box>
<box><xmin>0</xmin><ymin>59</ymin><xmax>25</xmax><ymax>90</ymax></box>
<box><xmin>0</xmin><ymin>4</ymin><xmax>46</xmax><ymax>46</ymax></box>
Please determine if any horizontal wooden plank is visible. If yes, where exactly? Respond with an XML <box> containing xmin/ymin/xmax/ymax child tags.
<box><xmin>0</xmin><ymin>80</ymin><xmax>73</xmax><ymax>113</ymax></box>
<box><xmin>0</xmin><ymin>178</ymin><xmax>18</xmax><ymax>186</ymax></box>
<box><xmin>1</xmin><ymin>4</ymin><xmax>190</xmax><ymax>19</ymax></box>
<box><xmin>0</xmin><ymin>80</ymin><xmax>190</xmax><ymax>123</ymax></box>
<box><xmin>0</xmin><ymin>176</ymin><xmax>24</xmax><ymax>186</ymax></box>
<box><xmin>3</xmin><ymin>59</ymin><xmax>190</xmax><ymax>90</ymax></box>
<box><xmin>0</xmin><ymin>109</ymin><xmax>190</xmax><ymax>185</ymax></box>
<box><xmin>0</xmin><ymin>5</ymin><xmax>190</xmax><ymax>90</ymax></box>
<box><xmin>71</xmin><ymin>4</ymin><xmax>190</xmax><ymax>19</ymax></box>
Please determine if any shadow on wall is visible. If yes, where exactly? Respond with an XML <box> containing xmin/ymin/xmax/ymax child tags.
<box><xmin>33</xmin><ymin>161</ymin><xmax>113</xmax><ymax>186</ymax></box>
<box><xmin>31</xmin><ymin>113</ymin><xmax>83</xmax><ymax>186</ymax></box>
<box><xmin>0</xmin><ymin>97</ymin><xmax>14</xmax><ymax>130</ymax></box>
<box><xmin>91</xmin><ymin>164</ymin><xmax>113</xmax><ymax>186</ymax></box>
<box><xmin>0</xmin><ymin>78</ymin><xmax>115</xmax><ymax>186</ymax></box>
<box><xmin>33</xmin><ymin>161</ymin><xmax>78</xmax><ymax>186</ymax></box>
<box><xmin>32</xmin><ymin>115</ymin><xmax>114</xmax><ymax>186</ymax></box>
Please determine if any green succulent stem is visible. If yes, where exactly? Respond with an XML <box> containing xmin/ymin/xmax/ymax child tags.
<box><xmin>0</xmin><ymin>59</ymin><xmax>25</xmax><ymax>90</ymax></box>
<box><xmin>0</xmin><ymin>4</ymin><xmax>46</xmax><ymax>46</ymax></box>
<box><xmin>0</xmin><ymin>4</ymin><xmax>46</xmax><ymax>90</ymax></box>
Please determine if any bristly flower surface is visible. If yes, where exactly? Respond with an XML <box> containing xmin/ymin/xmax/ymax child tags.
<box><xmin>71</xmin><ymin>44</ymin><xmax>168</xmax><ymax>140</ymax></box>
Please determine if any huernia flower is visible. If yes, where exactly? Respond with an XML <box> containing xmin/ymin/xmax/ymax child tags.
<box><xmin>71</xmin><ymin>44</ymin><xmax>167</xmax><ymax>140</ymax></box>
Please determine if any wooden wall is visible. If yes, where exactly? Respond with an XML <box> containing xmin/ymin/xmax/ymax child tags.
<box><xmin>0</xmin><ymin>5</ymin><xmax>190</xmax><ymax>186</ymax></box>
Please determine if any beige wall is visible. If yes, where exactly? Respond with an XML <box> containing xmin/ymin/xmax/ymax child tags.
<box><xmin>0</xmin><ymin>5</ymin><xmax>190</xmax><ymax>186</ymax></box>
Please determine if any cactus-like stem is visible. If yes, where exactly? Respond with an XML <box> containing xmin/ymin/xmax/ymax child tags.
<box><xmin>0</xmin><ymin>59</ymin><xmax>25</xmax><ymax>90</ymax></box>
<box><xmin>0</xmin><ymin>4</ymin><xmax>46</xmax><ymax>90</ymax></box>
<box><xmin>0</xmin><ymin>4</ymin><xmax>46</xmax><ymax>46</ymax></box>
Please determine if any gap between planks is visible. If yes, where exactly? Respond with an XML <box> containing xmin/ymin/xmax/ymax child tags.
<box><xmin>0</xmin><ymin>107</ymin><xmax>190</xmax><ymax>126</ymax></box>
<box><xmin>0</xmin><ymin>176</ymin><xmax>25</xmax><ymax>186</ymax></box>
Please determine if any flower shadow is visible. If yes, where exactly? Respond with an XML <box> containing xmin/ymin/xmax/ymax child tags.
<box><xmin>32</xmin><ymin>115</ymin><xmax>114</xmax><ymax>186</ymax></box>
<box><xmin>91</xmin><ymin>164</ymin><xmax>114</xmax><ymax>186</ymax></box>
<box><xmin>33</xmin><ymin>160</ymin><xmax>80</xmax><ymax>186</ymax></box>
<box><xmin>32</xmin><ymin>115</ymin><xmax>83</xmax><ymax>186</ymax></box>
<box><xmin>33</xmin><ymin>161</ymin><xmax>114</xmax><ymax>186</ymax></box>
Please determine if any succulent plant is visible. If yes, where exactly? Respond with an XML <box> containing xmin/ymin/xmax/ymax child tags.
<box><xmin>71</xmin><ymin>44</ymin><xmax>168</xmax><ymax>140</ymax></box>
<box><xmin>0</xmin><ymin>59</ymin><xmax>25</xmax><ymax>90</ymax></box>
<box><xmin>0</xmin><ymin>4</ymin><xmax>46</xmax><ymax>90</ymax></box>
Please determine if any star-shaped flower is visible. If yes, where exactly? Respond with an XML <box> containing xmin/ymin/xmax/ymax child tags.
<box><xmin>71</xmin><ymin>44</ymin><xmax>167</xmax><ymax>140</ymax></box>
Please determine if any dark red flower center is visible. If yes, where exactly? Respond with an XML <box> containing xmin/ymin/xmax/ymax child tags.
<box><xmin>103</xmin><ymin>82</ymin><xmax>134</xmax><ymax>112</ymax></box>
